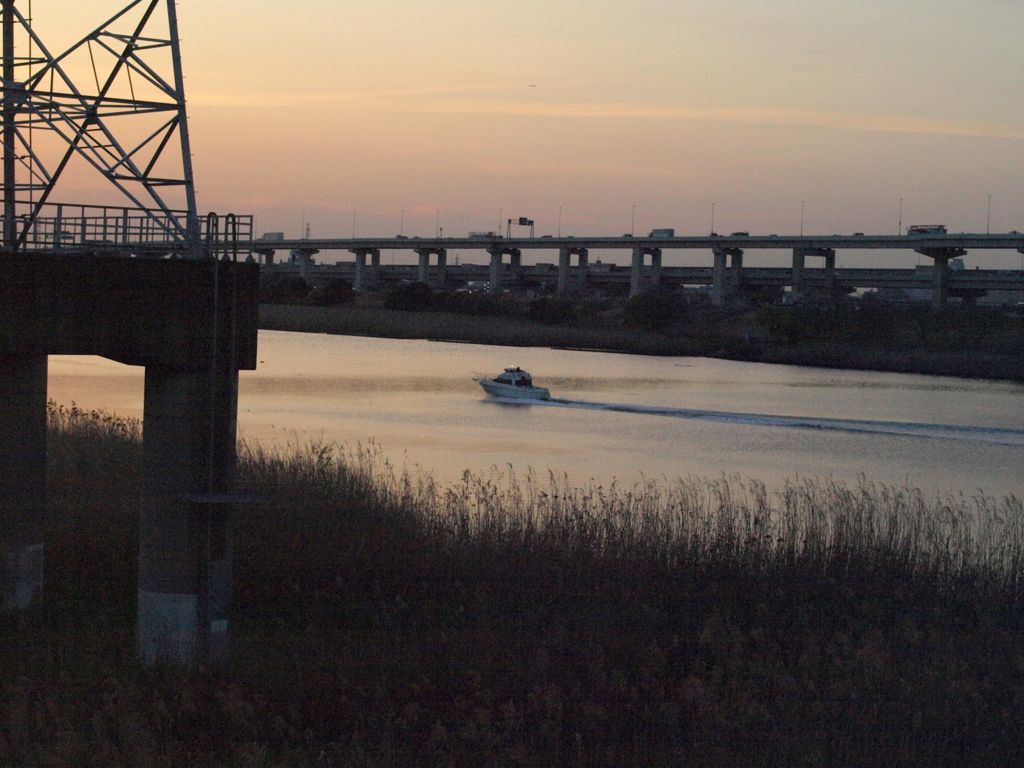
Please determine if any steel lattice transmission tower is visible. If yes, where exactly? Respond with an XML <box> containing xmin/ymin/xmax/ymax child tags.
<box><xmin>1</xmin><ymin>0</ymin><xmax>201</xmax><ymax>254</ymax></box>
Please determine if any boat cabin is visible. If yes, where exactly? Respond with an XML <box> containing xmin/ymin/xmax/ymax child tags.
<box><xmin>493</xmin><ymin>367</ymin><xmax>535</xmax><ymax>387</ymax></box>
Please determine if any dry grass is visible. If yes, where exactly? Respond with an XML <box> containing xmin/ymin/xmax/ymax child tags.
<box><xmin>1</xmin><ymin>407</ymin><xmax>1023</xmax><ymax>766</ymax></box>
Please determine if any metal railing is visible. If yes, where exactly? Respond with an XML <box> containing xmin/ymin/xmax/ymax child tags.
<box><xmin>6</xmin><ymin>201</ymin><xmax>253</xmax><ymax>260</ymax></box>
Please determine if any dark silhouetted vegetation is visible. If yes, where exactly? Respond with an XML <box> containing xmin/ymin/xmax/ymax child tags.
<box><xmin>262</xmin><ymin>294</ymin><xmax>1024</xmax><ymax>380</ymax></box>
<box><xmin>258</xmin><ymin>273</ymin><xmax>311</xmax><ymax>305</ymax></box>
<box><xmin>528</xmin><ymin>297</ymin><xmax>579</xmax><ymax>326</ymax></box>
<box><xmin>383</xmin><ymin>280</ymin><xmax>435</xmax><ymax>311</ymax></box>
<box><xmin>3</xmin><ymin>405</ymin><xmax>1024</xmax><ymax>765</ymax></box>
<box><xmin>305</xmin><ymin>278</ymin><xmax>355</xmax><ymax>307</ymax></box>
<box><xmin>622</xmin><ymin>288</ymin><xmax>690</xmax><ymax>332</ymax></box>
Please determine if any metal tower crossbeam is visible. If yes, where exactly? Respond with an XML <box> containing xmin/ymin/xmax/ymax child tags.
<box><xmin>1</xmin><ymin>0</ymin><xmax>199</xmax><ymax>253</ymax></box>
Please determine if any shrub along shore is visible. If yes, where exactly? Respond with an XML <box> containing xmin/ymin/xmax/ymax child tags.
<box><xmin>1</xmin><ymin>405</ymin><xmax>1023</xmax><ymax>765</ymax></box>
<box><xmin>258</xmin><ymin>288</ymin><xmax>1024</xmax><ymax>381</ymax></box>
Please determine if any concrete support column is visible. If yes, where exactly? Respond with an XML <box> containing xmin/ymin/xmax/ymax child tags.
<box><xmin>353</xmin><ymin>250</ymin><xmax>366</xmax><ymax>291</ymax></box>
<box><xmin>138</xmin><ymin>364</ymin><xmax>238</xmax><ymax>667</ymax></box>
<box><xmin>577</xmin><ymin>249</ymin><xmax>589</xmax><ymax>291</ymax></box>
<box><xmin>932</xmin><ymin>256</ymin><xmax>950</xmax><ymax>308</ymax></box>
<box><xmin>791</xmin><ymin>250</ymin><xmax>806</xmax><ymax>301</ymax></box>
<box><xmin>0</xmin><ymin>355</ymin><xmax>47</xmax><ymax>611</ymax></box>
<box><xmin>510</xmin><ymin>249</ymin><xmax>522</xmax><ymax>284</ymax></box>
<box><xmin>417</xmin><ymin>250</ymin><xmax>429</xmax><ymax>284</ymax></box>
<box><xmin>488</xmin><ymin>248</ymin><xmax>503</xmax><ymax>296</ymax></box>
<box><xmin>650</xmin><ymin>249</ymin><xmax>662</xmax><ymax>288</ymax></box>
<box><xmin>630</xmin><ymin>248</ymin><xmax>643</xmax><ymax>297</ymax></box>
<box><xmin>436</xmin><ymin>250</ymin><xmax>447</xmax><ymax>289</ymax></box>
<box><xmin>292</xmin><ymin>249</ymin><xmax>318</xmax><ymax>282</ymax></box>
<box><xmin>824</xmin><ymin>251</ymin><xmax>836</xmax><ymax>297</ymax></box>
<box><xmin>370</xmin><ymin>250</ymin><xmax>380</xmax><ymax>287</ymax></box>
<box><xmin>712</xmin><ymin>249</ymin><xmax>727</xmax><ymax>306</ymax></box>
<box><xmin>557</xmin><ymin>247</ymin><xmax>570</xmax><ymax>297</ymax></box>
<box><xmin>730</xmin><ymin>252</ymin><xmax>744</xmax><ymax>295</ymax></box>
<box><xmin>917</xmin><ymin>247</ymin><xmax>965</xmax><ymax>309</ymax></box>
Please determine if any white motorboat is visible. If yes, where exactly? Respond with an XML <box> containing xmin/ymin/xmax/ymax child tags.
<box><xmin>474</xmin><ymin>367</ymin><xmax>550</xmax><ymax>400</ymax></box>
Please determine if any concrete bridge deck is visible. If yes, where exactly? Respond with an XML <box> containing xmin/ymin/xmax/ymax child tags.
<box><xmin>252</xmin><ymin>233</ymin><xmax>1024</xmax><ymax>306</ymax></box>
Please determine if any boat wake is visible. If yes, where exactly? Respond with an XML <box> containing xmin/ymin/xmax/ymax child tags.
<box><xmin>486</xmin><ymin>396</ymin><xmax>1024</xmax><ymax>447</ymax></box>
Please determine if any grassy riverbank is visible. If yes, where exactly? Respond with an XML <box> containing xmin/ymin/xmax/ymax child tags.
<box><xmin>2</xmin><ymin>405</ymin><xmax>1023</xmax><ymax>765</ymax></box>
<box><xmin>259</xmin><ymin>295</ymin><xmax>1024</xmax><ymax>381</ymax></box>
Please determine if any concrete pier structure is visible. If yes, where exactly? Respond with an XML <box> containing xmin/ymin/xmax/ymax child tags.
<box><xmin>712</xmin><ymin>247</ymin><xmax>744</xmax><ymax>306</ymax></box>
<box><xmin>350</xmin><ymin>247</ymin><xmax>380</xmax><ymax>291</ymax></box>
<box><xmin>0</xmin><ymin>354</ymin><xmax>47</xmax><ymax>610</ymax></box>
<box><xmin>370</xmin><ymin>249</ymin><xmax>381</xmax><ymax>287</ymax></box>
<box><xmin>291</xmin><ymin>247</ymin><xmax>319</xmax><ymax>282</ymax></box>
<box><xmin>916</xmin><ymin>247</ymin><xmax>967</xmax><ymax>308</ymax></box>
<box><xmin>0</xmin><ymin>254</ymin><xmax>258</xmax><ymax>668</ymax></box>
<box><xmin>630</xmin><ymin>247</ymin><xmax>662</xmax><ymax>297</ymax></box>
<box><xmin>415</xmin><ymin>247</ymin><xmax>447</xmax><ymax>288</ymax></box>
<box><xmin>139</xmin><ymin>363</ymin><xmax>239</xmax><ymax>666</ymax></box>
<box><xmin>557</xmin><ymin>246</ymin><xmax>589</xmax><ymax>296</ymax></box>
<box><xmin>487</xmin><ymin>246</ymin><xmax>522</xmax><ymax>296</ymax></box>
<box><xmin>792</xmin><ymin>247</ymin><xmax>836</xmax><ymax>302</ymax></box>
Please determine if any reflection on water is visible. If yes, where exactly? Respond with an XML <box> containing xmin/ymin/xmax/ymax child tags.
<box><xmin>47</xmin><ymin>330</ymin><xmax>1024</xmax><ymax>499</ymax></box>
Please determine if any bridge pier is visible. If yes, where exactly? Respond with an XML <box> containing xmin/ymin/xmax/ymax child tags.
<box><xmin>712</xmin><ymin>247</ymin><xmax>743</xmax><ymax>306</ymax></box>
<box><xmin>630</xmin><ymin>247</ymin><xmax>662</xmax><ymax>297</ymax></box>
<box><xmin>415</xmin><ymin>248</ymin><xmax>447</xmax><ymax>288</ymax></box>
<box><xmin>489</xmin><ymin>247</ymin><xmax>502</xmax><ymax>295</ymax></box>
<box><xmin>558</xmin><ymin>246</ymin><xmax>590</xmax><ymax>296</ymax></box>
<box><xmin>0</xmin><ymin>354</ymin><xmax>47</xmax><ymax>611</ymax></box>
<box><xmin>791</xmin><ymin>249</ymin><xmax>805</xmax><ymax>300</ymax></box>
<box><xmin>0</xmin><ymin>254</ymin><xmax>258</xmax><ymax>670</ymax></box>
<box><xmin>916</xmin><ymin>247</ymin><xmax>967</xmax><ymax>308</ymax></box>
<box><xmin>350</xmin><ymin>248</ymin><xmax>380</xmax><ymax>291</ymax></box>
<box><xmin>487</xmin><ymin>246</ymin><xmax>521</xmax><ymax>296</ymax></box>
<box><xmin>791</xmin><ymin>247</ymin><xmax>835</xmax><ymax>302</ymax></box>
<box><xmin>138</xmin><ymin>363</ymin><xmax>238</xmax><ymax>667</ymax></box>
<box><xmin>353</xmin><ymin>250</ymin><xmax>366</xmax><ymax>291</ymax></box>
<box><xmin>291</xmin><ymin>248</ymin><xmax>319</xmax><ymax>282</ymax></box>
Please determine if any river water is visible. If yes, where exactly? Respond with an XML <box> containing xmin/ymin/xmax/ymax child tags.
<box><xmin>48</xmin><ymin>330</ymin><xmax>1024</xmax><ymax>500</ymax></box>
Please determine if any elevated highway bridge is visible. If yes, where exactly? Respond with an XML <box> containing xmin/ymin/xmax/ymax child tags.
<box><xmin>252</xmin><ymin>233</ymin><xmax>1024</xmax><ymax>306</ymax></box>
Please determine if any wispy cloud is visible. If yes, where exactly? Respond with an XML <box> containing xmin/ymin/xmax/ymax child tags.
<box><xmin>191</xmin><ymin>89</ymin><xmax>1024</xmax><ymax>140</ymax></box>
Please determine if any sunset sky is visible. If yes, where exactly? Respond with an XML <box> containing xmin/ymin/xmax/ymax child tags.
<box><xmin>24</xmin><ymin>0</ymin><xmax>1024</xmax><ymax>267</ymax></box>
